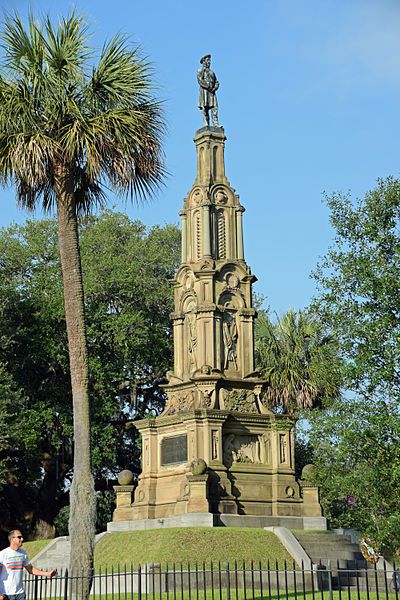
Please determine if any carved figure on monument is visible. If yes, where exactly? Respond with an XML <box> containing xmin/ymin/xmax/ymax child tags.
<box><xmin>186</xmin><ymin>302</ymin><xmax>198</xmax><ymax>373</ymax></box>
<box><xmin>201</xmin><ymin>388</ymin><xmax>214</xmax><ymax>408</ymax></box>
<box><xmin>223</xmin><ymin>311</ymin><xmax>238</xmax><ymax>370</ymax></box>
<box><xmin>280</xmin><ymin>434</ymin><xmax>287</xmax><ymax>463</ymax></box>
<box><xmin>223</xmin><ymin>434</ymin><xmax>262</xmax><ymax>466</ymax></box>
<box><xmin>211</xmin><ymin>430</ymin><xmax>219</xmax><ymax>460</ymax></box>
<box><xmin>214</xmin><ymin>189</ymin><xmax>228</xmax><ymax>204</ymax></box>
<box><xmin>259</xmin><ymin>432</ymin><xmax>272</xmax><ymax>464</ymax></box>
<box><xmin>236</xmin><ymin>437</ymin><xmax>261</xmax><ymax>463</ymax></box>
<box><xmin>226</xmin><ymin>273</ymin><xmax>240</xmax><ymax>290</ymax></box>
<box><xmin>163</xmin><ymin>389</ymin><xmax>197</xmax><ymax>416</ymax></box>
<box><xmin>197</xmin><ymin>54</ymin><xmax>220</xmax><ymax>127</ymax></box>
<box><xmin>223</xmin><ymin>433</ymin><xmax>237</xmax><ymax>466</ymax></box>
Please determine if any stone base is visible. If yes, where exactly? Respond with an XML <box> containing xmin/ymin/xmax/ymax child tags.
<box><xmin>125</xmin><ymin>409</ymin><xmax>318</xmax><ymax>521</ymax></box>
<box><xmin>107</xmin><ymin>513</ymin><xmax>327</xmax><ymax>532</ymax></box>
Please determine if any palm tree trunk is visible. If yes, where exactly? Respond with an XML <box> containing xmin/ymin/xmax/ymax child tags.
<box><xmin>54</xmin><ymin>163</ymin><xmax>96</xmax><ymax>595</ymax></box>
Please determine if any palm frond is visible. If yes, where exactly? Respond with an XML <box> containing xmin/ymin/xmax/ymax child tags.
<box><xmin>0</xmin><ymin>11</ymin><xmax>166</xmax><ymax>212</ymax></box>
<box><xmin>1</xmin><ymin>13</ymin><xmax>43</xmax><ymax>75</ymax></box>
<box><xmin>87</xmin><ymin>36</ymin><xmax>154</xmax><ymax>110</ymax></box>
<box><xmin>256</xmin><ymin>309</ymin><xmax>342</xmax><ymax>414</ymax></box>
<box><xmin>43</xmin><ymin>12</ymin><xmax>91</xmax><ymax>80</ymax></box>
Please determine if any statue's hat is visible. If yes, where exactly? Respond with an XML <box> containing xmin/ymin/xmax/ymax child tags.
<box><xmin>200</xmin><ymin>54</ymin><xmax>211</xmax><ymax>64</ymax></box>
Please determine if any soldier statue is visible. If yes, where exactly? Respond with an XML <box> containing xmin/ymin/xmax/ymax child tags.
<box><xmin>197</xmin><ymin>54</ymin><xmax>220</xmax><ymax>127</ymax></box>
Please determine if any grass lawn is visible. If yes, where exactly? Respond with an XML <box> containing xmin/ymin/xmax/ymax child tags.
<box><xmin>94</xmin><ymin>528</ymin><xmax>293</xmax><ymax>569</ymax></box>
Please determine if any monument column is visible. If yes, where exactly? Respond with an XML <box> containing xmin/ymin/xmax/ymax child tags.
<box><xmin>202</xmin><ymin>201</ymin><xmax>212</xmax><ymax>257</ymax></box>
<box><xmin>236</xmin><ymin>206</ymin><xmax>245</xmax><ymax>261</ymax></box>
<box><xmin>180</xmin><ymin>209</ymin><xmax>187</xmax><ymax>263</ymax></box>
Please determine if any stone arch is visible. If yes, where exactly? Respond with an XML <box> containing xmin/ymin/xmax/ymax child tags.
<box><xmin>176</xmin><ymin>267</ymin><xmax>195</xmax><ymax>294</ymax></box>
<box><xmin>179</xmin><ymin>289</ymin><xmax>198</xmax><ymax>314</ymax></box>
<box><xmin>218</xmin><ymin>290</ymin><xmax>245</xmax><ymax>310</ymax></box>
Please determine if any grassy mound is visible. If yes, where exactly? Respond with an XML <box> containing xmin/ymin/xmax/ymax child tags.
<box><xmin>94</xmin><ymin>528</ymin><xmax>292</xmax><ymax>568</ymax></box>
<box><xmin>21</xmin><ymin>527</ymin><xmax>295</xmax><ymax>569</ymax></box>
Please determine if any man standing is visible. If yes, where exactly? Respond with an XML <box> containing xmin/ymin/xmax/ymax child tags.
<box><xmin>0</xmin><ymin>530</ymin><xmax>57</xmax><ymax>600</ymax></box>
<box><xmin>197</xmin><ymin>54</ymin><xmax>220</xmax><ymax>127</ymax></box>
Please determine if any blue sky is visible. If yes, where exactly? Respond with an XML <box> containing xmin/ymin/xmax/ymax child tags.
<box><xmin>1</xmin><ymin>0</ymin><xmax>400</xmax><ymax>313</ymax></box>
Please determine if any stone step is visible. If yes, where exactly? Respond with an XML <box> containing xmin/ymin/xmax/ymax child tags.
<box><xmin>32</xmin><ymin>533</ymin><xmax>108</xmax><ymax>573</ymax></box>
<box><xmin>298</xmin><ymin>541</ymin><xmax>357</xmax><ymax>548</ymax></box>
<box><xmin>312</xmin><ymin>552</ymin><xmax>364</xmax><ymax>561</ymax></box>
<box><xmin>292</xmin><ymin>531</ymin><xmax>380</xmax><ymax>585</ymax></box>
<box><xmin>294</xmin><ymin>533</ymin><xmax>353</xmax><ymax>545</ymax></box>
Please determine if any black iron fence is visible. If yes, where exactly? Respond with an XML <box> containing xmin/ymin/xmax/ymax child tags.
<box><xmin>23</xmin><ymin>561</ymin><xmax>400</xmax><ymax>600</ymax></box>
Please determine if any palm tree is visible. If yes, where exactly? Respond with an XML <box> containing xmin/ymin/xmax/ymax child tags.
<box><xmin>255</xmin><ymin>309</ymin><xmax>342</xmax><ymax>414</ymax></box>
<box><xmin>0</xmin><ymin>12</ymin><xmax>165</xmax><ymax>589</ymax></box>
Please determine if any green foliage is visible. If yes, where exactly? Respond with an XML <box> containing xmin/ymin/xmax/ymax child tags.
<box><xmin>55</xmin><ymin>491</ymin><xmax>115</xmax><ymax>536</ymax></box>
<box><xmin>311</xmin><ymin>177</ymin><xmax>400</xmax><ymax>401</ymax></box>
<box><xmin>307</xmin><ymin>177</ymin><xmax>400</xmax><ymax>555</ymax></box>
<box><xmin>54</xmin><ymin>506</ymin><xmax>69</xmax><ymax>537</ymax></box>
<box><xmin>0</xmin><ymin>212</ymin><xmax>180</xmax><ymax>536</ymax></box>
<box><xmin>255</xmin><ymin>309</ymin><xmax>342</xmax><ymax>414</ymax></box>
<box><xmin>0</xmin><ymin>363</ymin><xmax>25</xmax><ymax>484</ymax></box>
<box><xmin>303</xmin><ymin>398</ymin><xmax>400</xmax><ymax>556</ymax></box>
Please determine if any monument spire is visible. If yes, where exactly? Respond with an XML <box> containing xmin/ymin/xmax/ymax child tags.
<box><xmin>163</xmin><ymin>90</ymin><xmax>264</xmax><ymax>412</ymax></box>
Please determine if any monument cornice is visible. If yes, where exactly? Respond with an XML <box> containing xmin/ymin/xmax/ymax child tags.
<box><xmin>170</xmin><ymin>311</ymin><xmax>185</xmax><ymax>321</ymax></box>
<box><xmin>132</xmin><ymin>408</ymin><xmax>293</xmax><ymax>431</ymax></box>
<box><xmin>131</xmin><ymin>408</ymin><xmax>296</xmax><ymax>431</ymax></box>
<box><xmin>195</xmin><ymin>304</ymin><xmax>217</xmax><ymax>314</ymax></box>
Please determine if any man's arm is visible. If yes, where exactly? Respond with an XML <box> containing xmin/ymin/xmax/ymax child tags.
<box><xmin>0</xmin><ymin>561</ymin><xmax>3</xmax><ymax>600</ymax></box>
<box><xmin>25</xmin><ymin>564</ymin><xmax>57</xmax><ymax>577</ymax></box>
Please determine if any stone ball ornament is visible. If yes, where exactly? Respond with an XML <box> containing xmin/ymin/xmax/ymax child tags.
<box><xmin>301</xmin><ymin>464</ymin><xmax>316</xmax><ymax>481</ymax></box>
<box><xmin>117</xmin><ymin>469</ymin><xmax>134</xmax><ymax>486</ymax></box>
<box><xmin>188</xmin><ymin>458</ymin><xmax>208</xmax><ymax>475</ymax></box>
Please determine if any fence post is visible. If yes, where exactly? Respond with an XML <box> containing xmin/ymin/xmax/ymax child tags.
<box><xmin>34</xmin><ymin>576</ymin><xmax>38</xmax><ymax>600</ymax></box>
<box><xmin>138</xmin><ymin>564</ymin><xmax>142</xmax><ymax>600</ymax></box>
<box><xmin>226</xmin><ymin>562</ymin><xmax>231</xmax><ymax>600</ymax></box>
<box><xmin>63</xmin><ymin>569</ymin><xmax>69</xmax><ymax>600</ymax></box>
<box><xmin>328</xmin><ymin>560</ymin><xmax>333</xmax><ymax>600</ymax></box>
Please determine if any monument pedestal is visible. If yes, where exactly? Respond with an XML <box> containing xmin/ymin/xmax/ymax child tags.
<box><xmin>112</xmin><ymin>408</ymin><xmax>322</xmax><ymax>523</ymax></box>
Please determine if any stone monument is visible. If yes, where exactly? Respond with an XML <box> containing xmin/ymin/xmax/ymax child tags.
<box><xmin>111</xmin><ymin>57</ymin><xmax>324</xmax><ymax>530</ymax></box>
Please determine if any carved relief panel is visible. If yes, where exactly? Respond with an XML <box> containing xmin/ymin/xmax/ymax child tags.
<box><xmin>222</xmin><ymin>433</ymin><xmax>274</xmax><ymax>469</ymax></box>
<box><xmin>220</xmin><ymin>388</ymin><xmax>259</xmax><ymax>413</ymax></box>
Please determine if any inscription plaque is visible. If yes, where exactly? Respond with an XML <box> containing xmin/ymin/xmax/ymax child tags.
<box><xmin>161</xmin><ymin>434</ymin><xmax>188</xmax><ymax>466</ymax></box>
